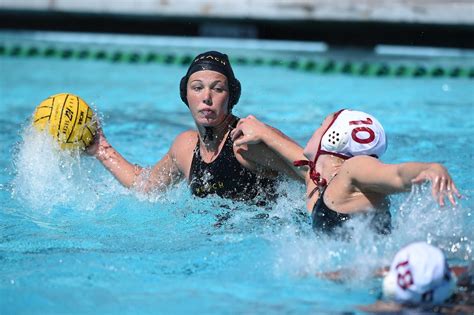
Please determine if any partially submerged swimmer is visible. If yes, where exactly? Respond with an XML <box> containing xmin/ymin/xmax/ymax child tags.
<box><xmin>232</xmin><ymin>109</ymin><xmax>461</xmax><ymax>234</ymax></box>
<box><xmin>382</xmin><ymin>242</ymin><xmax>457</xmax><ymax>305</ymax></box>
<box><xmin>313</xmin><ymin>242</ymin><xmax>472</xmax><ymax>313</ymax></box>
<box><xmin>359</xmin><ymin>242</ymin><xmax>473</xmax><ymax>314</ymax></box>
<box><xmin>88</xmin><ymin>51</ymin><xmax>302</xmax><ymax>202</ymax></box>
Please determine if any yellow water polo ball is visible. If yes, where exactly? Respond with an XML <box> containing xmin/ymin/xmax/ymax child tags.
<box><xmin>32</xmin><ymin>93</ymin><xmax>97</xmax><ymax>150</ymax></box>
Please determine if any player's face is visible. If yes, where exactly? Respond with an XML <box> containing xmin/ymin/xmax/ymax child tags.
<box><xmin>187</xmin><ymin>70</ymin><xmax>230</xmax><ymax>127</ymax></box>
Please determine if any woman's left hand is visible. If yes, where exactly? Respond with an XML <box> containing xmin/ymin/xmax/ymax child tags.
<box><xmin>231</xmin><ymin>115</ymin><xmax>268</xmax><ymax>147</ymax></box>
<box><xmin>411</xmin><ymin>163</ymin><xmax>461</xmax><ymax>206</ymax></box>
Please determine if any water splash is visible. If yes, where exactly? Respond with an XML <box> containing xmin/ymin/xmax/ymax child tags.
<box><xmin>392</xmin><ymin>183</ymin><xmax>473</xmax><ymax>261</ymax></box>
<box><xmin>270</xmin><ymin>182</ymin><xmax>473</xmax><ymax>282</ymax></box>
<box><xmin>9</xmin><ymin>126</ymin><xmax>473</xmax><ymax>281</ymax></box>
<box><xmin>11</xmin><ymin>126</ymin><xmax>127</xmax><ymax>213</ymax></box>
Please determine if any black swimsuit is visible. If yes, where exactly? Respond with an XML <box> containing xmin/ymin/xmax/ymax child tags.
<box><xmin>311</xmin><ymin>187</ymin><xmax>391</xmax><ymax>235</ymax></box>
<box><xmin>189</xmin><ymin>121</ymin><xmax>276</xmax><ymax>202</ymax></box>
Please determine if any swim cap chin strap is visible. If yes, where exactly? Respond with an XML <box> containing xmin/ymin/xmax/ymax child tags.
<box><xmin>293</xmin><ymin>109</ymin><xmax>346</xmax><ymax>192</ymax></box>
<box><xmin>295</xmin><ymin>109</ymin><xmax>387</xmax><ymax>193</ymax></box>
<box><xmin>201</xmin><ymin>114</ymin><xmax>236</xmax><ymax>143</ymax></box>
<box><xmin>203</xmin><ymin>127</ymin><xmax>214</xmax><ymax>142</ymax></box>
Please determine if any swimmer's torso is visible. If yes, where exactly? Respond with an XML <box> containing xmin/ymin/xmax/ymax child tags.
<box><xmin>189</xmin><ymin>121</ymin><xmax>276</xmax><ymax>201</ymax></box>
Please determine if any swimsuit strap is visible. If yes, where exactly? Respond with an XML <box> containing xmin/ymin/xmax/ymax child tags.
<box><xmin>325</xmin><ymin>173</ymin><xmax>338</xmax><ymax>187</ymax></box>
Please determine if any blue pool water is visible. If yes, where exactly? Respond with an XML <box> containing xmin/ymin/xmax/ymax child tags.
<box><xmin>1</xmin><ymin>33</ymin><xmax>473</xmax><ymax>314</ymax></box>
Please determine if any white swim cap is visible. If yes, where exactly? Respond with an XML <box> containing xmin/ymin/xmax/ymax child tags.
<box><xmin>321</xmin><ymin>109</ymin><xmax>387</xmax><ymax>158</ymax></box>
<box><xmin>383</xmin><ymin>242</ymin><xmax>456</xmax><ymax>304</ymax></box>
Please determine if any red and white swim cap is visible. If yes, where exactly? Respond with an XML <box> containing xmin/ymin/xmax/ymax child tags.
<box><xmin>297</xmin><ymin>109</ymin><xmax>388</xmax><ymax>190</ymax></box>
<box><xmin>383</xmin><ymin>242</ymin><xmax>456</xmax><ymax>304</ymax></box>
<box><xmin>321</xmin><ymin>109</ymin><xmax>387</xmax><ymax>159</ymax></box>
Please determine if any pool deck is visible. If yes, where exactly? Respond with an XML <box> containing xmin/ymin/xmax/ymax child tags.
<box><xmin>1</xmin><ymin>0</ymin><xmax>473</xmax><ymax>25</ymax></box>
<box><xmin>0</xmin><ymin>1</ymin><xmax>473</xmax><ymax>48</ymax></box>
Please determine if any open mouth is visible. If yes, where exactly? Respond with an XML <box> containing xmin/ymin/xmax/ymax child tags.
<box><xmin>200</xmin><ymin>109</ymin><xmax>215</xmax><ymax>117</ymax></box>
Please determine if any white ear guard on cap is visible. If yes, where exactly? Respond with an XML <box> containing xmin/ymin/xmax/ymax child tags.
<box><xmin>321</xmin><ymin>109</ymin><xmax>387</xmax><ymax>159</ymax></box>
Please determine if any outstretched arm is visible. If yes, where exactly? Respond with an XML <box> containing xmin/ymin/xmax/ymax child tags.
<box><xmin>88</xmin><ymin>128</ymin><xmax>183</xmax><ymax>191</ymax></box>
<box><xmin>144</xmin><ymin>151</ymin><xmax>183</xmax><ymax>192</ymax></box>
<box><xmin>346</xmin><ymin>156</ymin><xmax>461</xmax><ymax>206</ymax></box>
<box><xmin>231</xmin><ymin>115</ymin><xmax>307</xmax><ymax>179</ymax></box>
<box><xmin>87</xmin><ymin>128</ymin><xmax>141</xmax><ymax>188</ymax></box>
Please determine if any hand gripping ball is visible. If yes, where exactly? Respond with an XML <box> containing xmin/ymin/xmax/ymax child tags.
<box><xmin>32</xmin><ymin>93</ymin><xmax>97</xmax><ymax>150</ymax></box>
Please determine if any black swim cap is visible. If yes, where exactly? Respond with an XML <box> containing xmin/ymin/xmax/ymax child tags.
<box><xmin>179</xmin><ymin>51</ymin><xmax>241</xmax><ymax>111</ymax></box>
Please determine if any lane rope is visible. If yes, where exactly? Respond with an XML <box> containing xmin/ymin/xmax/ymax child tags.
<box><xmin>1</xmin><ymin>43</ymin><xmax>472</xmax><ymax>79</ymax></box>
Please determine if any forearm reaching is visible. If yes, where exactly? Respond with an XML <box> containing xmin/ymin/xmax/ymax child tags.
<box><xmin>88</xmin><ymin>129</ymin><xmax>143</xmax><ymax>188</ymax></box>
<box><xmin>88</xmin><ymin>128</ymin><xmax>183</xmax><ymax>192</ymax></box>
<box><xmin>349</xmin><ymin>157</ymin><xmax>461</xmax><ymax>206</ymax></box>
<box><xmin>231</xmin><ymin>115</ymin><xmax>307</xmax><ymax>179</ymax></box>
<box><xmin>399</xmin><ymin>162</ymin><xmax>461</xmax><ymax>206</ymax></box>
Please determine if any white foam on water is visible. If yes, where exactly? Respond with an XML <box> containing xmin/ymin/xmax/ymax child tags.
<box><xmin>11</xmin><ymin>126</ymin><xmax>127</xmax><ymax>213</ymax></box>
<box><xmin>132</xmin><ymin>167</ymin><xmax>192</xmax><ymax>205</ymax></box>
<box><xmin>270</xmin><ymin>182</ymin><xmax>473</xmax><ymax>283</ymax></box>
<box><xmin>391</xmin><ymin>184</ymin><xmax>473</xmax><ymax>260</ymax></box>
<box><xmin>9</xmin><ymin>125</ymin><xmax>473</xmax><ymax>280</ymax></box>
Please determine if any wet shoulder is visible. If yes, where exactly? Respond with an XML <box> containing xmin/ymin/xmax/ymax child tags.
<box><xmin>341</xmin><ymin>155</ymin><xmax>381</xmax><ymax>173</ymax></box>
<box><xmin>172</xmin><ymin>130</ymin><xmax>198</xmax><ymax>149</ymax></box>
<box><xmin>334</xmin><ymin>155</ymin><xmax>382</xmax><ymax>190</ymax></box>
<box><xmin>170</xmin><ymin>130</ymin><xmax>198</xmax><ymax>173</ymax></box>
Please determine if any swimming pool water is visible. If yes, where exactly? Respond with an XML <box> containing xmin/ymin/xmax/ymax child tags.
<box><xmin>1</xmin><ymin>34</ymin><xmax>473</xmax><ymax>314</ymax></box>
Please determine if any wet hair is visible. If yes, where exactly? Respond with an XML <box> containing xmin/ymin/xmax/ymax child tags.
<box><xmin>179</xmin><ymin>51</ymin><xmax>241</xmax><ymax>111</ymax></box>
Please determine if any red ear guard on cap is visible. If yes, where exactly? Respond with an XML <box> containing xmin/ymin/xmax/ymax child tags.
<box><xmin>179</xmin><ymin>51</ymin><xmax>241</xmax><ymax>111</ymax></box>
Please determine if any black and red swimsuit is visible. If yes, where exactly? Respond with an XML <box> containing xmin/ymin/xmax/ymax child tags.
<box><xmin>312</xmin><ymin>186</ymin><xmax>392</xmax><ymax>235</ymax></box>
